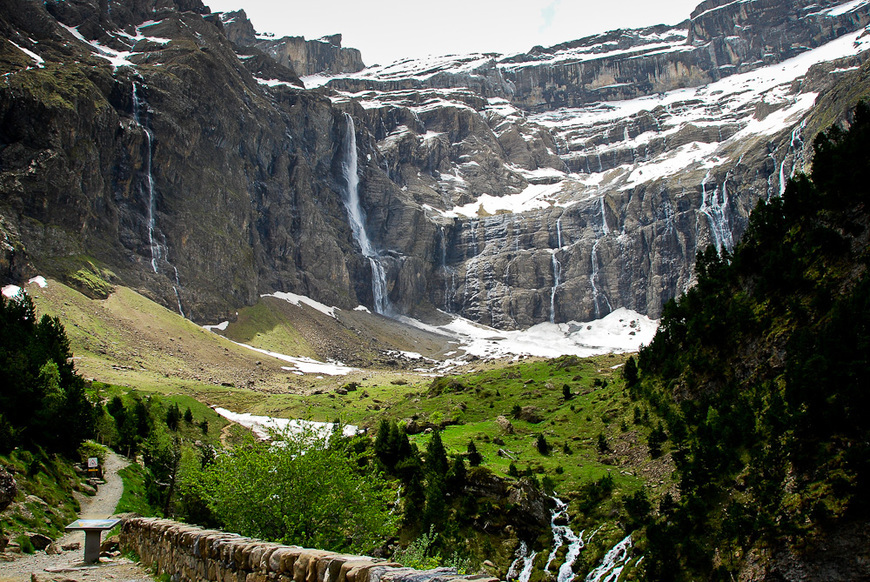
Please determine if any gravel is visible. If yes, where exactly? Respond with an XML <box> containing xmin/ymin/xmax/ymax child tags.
<box><xmin>0</xmin><ymin>452</ymin><xmax>155</xmax><ymax>582</ymax></box>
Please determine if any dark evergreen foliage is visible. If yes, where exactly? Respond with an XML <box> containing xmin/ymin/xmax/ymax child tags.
<box><xmin>637</xmin><ymin>103</ymin><xmax>870</xmax><ymax>580</ymax></box>
<box><xmin>0</xmin><ymin>294</ymin><xmax>94</xmax><ymax>456</ymax></box>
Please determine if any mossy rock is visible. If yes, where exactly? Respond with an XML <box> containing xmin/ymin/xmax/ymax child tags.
<box><xmin>58</xmin><ymin>257</ymin><xmax>115</xmax><ymax>299</ymax></box>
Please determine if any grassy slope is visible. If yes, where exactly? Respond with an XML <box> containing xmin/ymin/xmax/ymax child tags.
<box><xmin>0</xmin><ymin>451</ymin><xmax>84</xmax><ymax>543</ymax></box>
<box><xmin>18</xmin><ymin>278</ymin><xmax>670</xmax><ymax>577</ymax></box>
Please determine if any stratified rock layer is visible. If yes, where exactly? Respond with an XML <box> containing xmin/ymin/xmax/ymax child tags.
<box><xmin>3</xmin><ymin>0</ymin><xmax>870</xmax><ymax>328</ymax></box>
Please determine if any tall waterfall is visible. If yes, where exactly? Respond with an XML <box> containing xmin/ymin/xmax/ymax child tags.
<box><xmin>132</xmin><ymin>82</ymin><xmax>161</xmax><ymax>274</ymax></box>
<box><xmin>699</xmin><ymin>171</ymin><xmax>733</xmax><ymax>254</ymax></box>
<box><xmin>590</xmin><ymin>197</ymin><xmax>612</xmax><ymax>319</ymax></box>
<box><xmin>550</xmin><ymin>252</ymin><xmax>561</xmax><ymax>324</ymax></box>
<box><xmin>340</xmin><ymin>113</ymin><xmax>390</xmax><ymax>314</ymax></box>
<box><xmin>441</xmin><ymin>226</ymin><xmax>456</xmax><ymax>312</ymax></box>
<box><xmin>132</xmin><ymin>81</ymin><xmax>184</xmax><ymax>317</ymax></box>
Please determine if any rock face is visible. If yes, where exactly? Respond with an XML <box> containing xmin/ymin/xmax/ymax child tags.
<box><xmin>220</xmin><ymin>10</ymin><xmax>365</xmax><ymax>77</ymax></box>
<box><xmin>0</xmin><ymin>465</ymin><xmax>16</xmax><ymax>511</ymax></box>
<box><xmin>2</xmin><ymin>0</ymin><xmax>870</xmax><ymax>329</ymax></box>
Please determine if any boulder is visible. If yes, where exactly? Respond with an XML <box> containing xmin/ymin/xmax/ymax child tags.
<box><xmin>495</xmin><ymin>416</ymin><xmax>514</xmax><ymax>434</ymax></box>
<box><xmin>0</xmin><ymin>466</ymin><xmax>17</xmax><ymax>511</ymax></box>
<box><xmin>517</xmin><ymin>406</ymin><xmax>543</xmax><ymax>424</ymax></box>
<box><xmin>27</xmin><ymin>533</ymin><xmax>52</xmax><ymax>551</ymax></box>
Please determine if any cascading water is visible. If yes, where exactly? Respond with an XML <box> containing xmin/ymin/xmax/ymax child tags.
<box><xmin>549</xmin><ymin>216</ymin><xmax>565</xmax><ymax>323</ymax></box>
<box><xmin>340</xmin><ymin>113</ymin><xmax>390</xmax><ymax>314</ymax></box>
<box><xmin>132</xmin><ymin>82</ymin><xmax>161</xmax><ymax>274</ymax></box>
<box><xmin>549</xmin><ymin>251</ymin><xmax>561</xmax><ymax>324</ymax></box>
<box><xmin>543</xmin><ymin>497</ymin><xmax>587</xmax><ymax>582</ymax></box>
<box><xmin>778</xmin><ymin>121</ymin><xmax>806</xmax><ymax>197</ymax></box>
<box><xmin>699</xmin><ymin>171</ymin><xmax>733</xmax><ymax>254</ymax></box>
<box><xmin>132</xmin><ymin>81</ymin><xmax>184</xmax><ymax>317</ymax></box>
<box><xmin>584</xmin><ymin>535</ymin><xmax>634</xmax><ymax>582</ymax></box>
<box><xmin>589</xmin><ymin>197</ymin><xmax>612</xmax><ymax>318</ymax></box>
<box><xmin>440</xmin><ymin>226</ymin><xmax>456</xmax><ymax>312</ymax></box>
<box><xmin>507</xmin><ymin>542</ymin><xmax>538</xmax><ymax>582</ymax></box>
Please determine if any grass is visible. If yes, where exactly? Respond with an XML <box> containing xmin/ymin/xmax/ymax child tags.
<box><xmin>222</xmin><ymin>300</ymin><xmax>317</xmax><ymax>358</ymax></box>
<box><xmin>0</xmin><ymin>450</ymin><xmax>83</xmax><ymax>541</ymax></box>
<box><xmin>116</xmin><ymin>463</ymin><xmax>157</xmax><ymax>516</ymax></box>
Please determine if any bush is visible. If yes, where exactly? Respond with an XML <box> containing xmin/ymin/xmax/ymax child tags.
<box><xmin>535</xmin><ymin>434</ymin><xmax>550</xmax><ymax>455</ymax></box>
<box><xmin>199</xmin><ymin>425</ymin><xmax>397</xmax><ymax>553</ymax></box>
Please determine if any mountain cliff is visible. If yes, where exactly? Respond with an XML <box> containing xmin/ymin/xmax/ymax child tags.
<box><xmin>2</xmin><ymin>0</ymin><xmax>870</xmax><ymax>329</ymax></box>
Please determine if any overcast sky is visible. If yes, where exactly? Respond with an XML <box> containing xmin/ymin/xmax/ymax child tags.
<box><xmin>204</xmin><ymin>0</ymin><xmax>703</xmax><ymax>66</ymax></box>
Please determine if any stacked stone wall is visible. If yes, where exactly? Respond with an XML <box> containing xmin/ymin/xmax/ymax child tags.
<box><xmin>120</xmin><ymin>517</ymin><xmax>498</xmax><ymax>582</ymax></box>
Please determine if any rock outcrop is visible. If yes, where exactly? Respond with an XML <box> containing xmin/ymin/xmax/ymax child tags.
<box><xmin>0</xmin><ymin>465</ymin><xmax>16</xmax><ymax>511</ymax></box>
<box><xmin>220</xmin><ymin>10</ymin><xmax>365</xmax><ymax>77</ymax></box>
<box><xmin>2</xmin><ymin>0</ymin><xmax>870</xmax><ymax>329</ymax></box>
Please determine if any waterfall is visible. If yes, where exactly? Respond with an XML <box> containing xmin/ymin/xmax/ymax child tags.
<box><xmin>766</xmin><ymin>151</ymin><xmax>778</xmax><ymax>201</ymax></box>
<box><xmin>556</xmin><ymin>216</ymin><xmax>563</xmax><ymax>249</ymax></box>
<box><xmin>550</xmin><ymin>251</ymin><xmax>561</xmax><ymax>324</ymax></box>
<box><xmin>132</xmin><ymin>82</ymin><xmax>161</xmax><ymax>274</ymax></box>
<box><xmin>340</xmin><ymin>113</ymin><xmax>390</xmax><ymax>314</ymax></box>
<box><xmin>590</xmin><ymin>197</ymin><xmax>612</xmax><ymax>319</ymax></box>
<box><xmin>584</xmin><ymin>535</ymin><xmax>633</xmax><ymax>582</ymax></box>
<box><xmin>543</xmin><ymin>497</ymin><xmax>587</xmax><ymax>582</ymax></box>
<box><xmin>779</xmin><ymin>122</ymin><xmax>806</xmax><ymax>197</ymax></box>
<box><xmin>440</xmin><ymin>226</ymin><xmax>453</xmax><ymax>312</ymax></box>
<box><xmin>507</xmin><ymin>542</ymin><xmax>538</xmax><ymax>582</ymax></box>
<box><xmin>132</xmin><ymin>81</ymin><xmax>184</xmax><ymax>317</ymax></box>
<box><xmin>699</xmin><ymin>171</ymin><xmax>733</xmax><ymax>254</ymax></box>
<box><xmin>172</xmin><ymin>267</ymin><xmax>184</xmax><ymax>318</ymax></box>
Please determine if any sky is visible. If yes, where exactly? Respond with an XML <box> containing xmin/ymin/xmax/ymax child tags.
<box><xmin>204</xmin><ymin>0</ymin><xmax>704</xmax><ymax>66</ymax></box>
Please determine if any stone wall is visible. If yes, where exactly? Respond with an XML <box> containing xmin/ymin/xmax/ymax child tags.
<box><xmin>120</xmin><ymin>517</ymin><xmax>499</xmax><ymax>582</ymax></box>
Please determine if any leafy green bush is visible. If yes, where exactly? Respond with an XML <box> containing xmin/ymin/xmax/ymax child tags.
<box><xmin>198</xmin><ymin>425</ymin><xmax>397</xmax><ymax>554</ymax></box>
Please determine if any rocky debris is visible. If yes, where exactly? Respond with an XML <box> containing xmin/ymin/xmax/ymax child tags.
<box><xmin>61</xmin><ymin>542</ymin><xmax>80</xmax><ymax>551</ymax></box>
<box><xmin>99</xmin><ymin>535</ymin><xmax>120</xmax><ymax>553</ymax></box>
<box><xmin>75</xmin><ymin>482</ymin><xmax>97</xmax><ymax>496</ymax></box>
<box><xmin>0</xmin><ymin>465</ymin><xmax>17</xmax><ymax>511</ymax></box>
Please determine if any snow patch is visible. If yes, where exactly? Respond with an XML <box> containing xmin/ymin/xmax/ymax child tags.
<box><xmin>8</xmin><ymin>40</ymin><xmax>44</xmax><ymax>67</ymax></box>
<box><xmin>444</xmin><ymin>181</ymin><xmax>565</xmax><ymax>217</ymax></box>
<box><xmin>827</xmin><ymin>0</ymin><xmax>870</xmax><ymax>17</ymax></box>
<box><xmin>263</xmin><ymin>291</ymin><xmax>338</xmax><ymax>318</ymax></box>
<box><xmin>232</xmin><ymin>341</ymin><xmax>356</xmax><ymax>375</ymax></box>
<box><xmin>213</xmin><ymin>407</ymin><xmax>358</xmax><ymax>440</ymax></box>
<box><xmin>400</xmin><ymin>307</ymin><xmax>657</xmax><ymax>364</ymax></box>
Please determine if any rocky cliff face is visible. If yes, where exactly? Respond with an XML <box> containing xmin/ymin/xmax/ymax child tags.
<box><xmin>2</xmin><ymin>0</ymin><xmax>870</xmax><ymax>329</ymax></box>
<box><xmin>220</xmin><ymin>10</ymin><xmax>364</xmax><ymax>77</ymax></box>
<box><xmin>0</xmin><ymin>0</ymin><xmax>385</xmax><ymax>320</ymax></box>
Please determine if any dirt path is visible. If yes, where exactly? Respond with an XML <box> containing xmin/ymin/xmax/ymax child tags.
<box><xmin>0</xmin><ymin>452</ymin><xmax>155</xmax><ymax>582</ymax></box>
